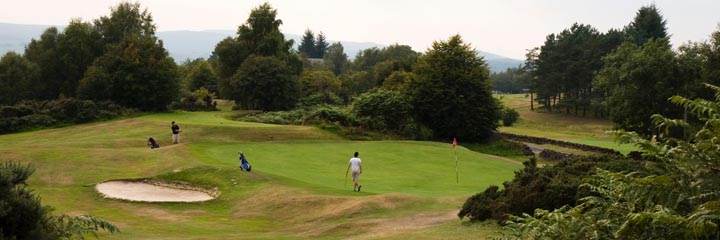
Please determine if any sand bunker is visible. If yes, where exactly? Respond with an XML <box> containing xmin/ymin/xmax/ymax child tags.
<box><xmin>96</xmin><ymin>180</ymin><xmax>216</xmax><ymax>202</ymax></box>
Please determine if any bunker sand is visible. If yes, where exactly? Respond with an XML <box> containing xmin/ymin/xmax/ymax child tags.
<box><xmin>96</xmin><ymin>180</ymin><xmax>215</xmax><ymax>202</ymax></box>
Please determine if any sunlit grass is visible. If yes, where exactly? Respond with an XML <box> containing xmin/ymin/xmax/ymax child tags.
<box><xmin>497</xmin><ymin>94</ymin><xmax>638</xmax><ymax>154</ymax></box>
<box><xmin>0</xmin><ymin>110</ymin><xmax>519</xmax><ymax>239</ymax></box>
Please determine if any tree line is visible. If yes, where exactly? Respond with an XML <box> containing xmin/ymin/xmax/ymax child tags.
<box><xmin>209</xmin><ymin>2</ymin><xmax>501</xmax><ymax>141</ymax></box>
<box><xmin>515</xmin><ymin>4</ymin><xmax>720</xmax><ymax>137</ymax></box>
<box><xmin>0</xmin><ymin>1</ymin><xmax>504</xmax><ymax>142</ymax></box>
<box><xmin>0</xmin><ymin>3</ymin><xmax>178</xmax><ymax>111</ymax></box>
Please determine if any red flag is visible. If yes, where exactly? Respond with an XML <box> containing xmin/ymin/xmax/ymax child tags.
<box><xmin>452</xmin><ymin>137</ymin><xmax>457</xmax><ymax>149</ymax></box>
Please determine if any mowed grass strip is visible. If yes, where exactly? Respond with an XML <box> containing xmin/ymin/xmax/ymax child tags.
<box><xmin>193</xmin><ymin>141</ymin><xmax>521</xmax><ymax>196</ymax></box>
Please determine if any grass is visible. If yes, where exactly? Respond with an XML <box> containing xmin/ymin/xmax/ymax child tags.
<box><xmin>497</xmin><ymin>94</ymin><xmax>638</xmax><ymax>154</ymax></box>
<box><xmin>0</xmin><ymin>94</ymin><xmax>643</xmax><ymax>239</ymax></box>
<box><xmin>193</xmin><ymin>141</ymin><xmax>520</xmax><ymax>196</ymax></box>
<box><xmin>0</xmin><ymin>110</ymin><xmax>520</xmax><ymax>239</ymax></box>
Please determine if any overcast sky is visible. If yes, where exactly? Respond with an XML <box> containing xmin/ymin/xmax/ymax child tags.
<box><xmin>1</xmin><ymin>0</ymin><xmax>718</xmax><ymax>59</ymax></box>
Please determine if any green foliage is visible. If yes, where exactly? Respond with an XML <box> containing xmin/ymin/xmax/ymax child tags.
<box><xmin>594</xmin><ymin>39</ymin><xmax>684</xmax><ymax>136</ymax></box>
<box><xmin>77</xmin><ymin>34</ymin><xmax>179</xmax><ymax>111</ymax></box>
<box><xmin>298</xmin><ymin>29</ymin><xmax>315</xmax><ymax>57</ymax></box>
<box><xmin>94</xmin><ymin>2</ymin><xmax>155</xmax><ymax>45</ymax></box>
<box><xmin>465</xmin><ymin>138</ymin><xmax>529</xmax><ymax>157</ymax></box>
<box><xmin>0</xmin><ymin>98</ymin><xmax>132</xmax><ymax>134</ymax></box>
<box><xmin>352</xmin><ymin>47</ymin><xmax>382</xmax><ymax>72</ymax></box>
<box><xmin>0</xmin><ymin>161</ymin><xmax>118</xmax><ymax>239</ymax></box>
<box><xmin>184</xmin><ymin>60</ymin><xmax>219</xmax><ymax>94</ymax></box>
<box><xmin>229</xmin><ymin>55</ymin><xmax>299</xmax><ymax>111</ymax></box>
<box><xmin>529</xmin><ymin>23</ymin><xmax>615</xmax><ymax>115</ymax></box>
<box><xmin>25</xmin><ymin>20</ymin><xmax>104</xmax><ymax>99</ymax></box>
<box><xmin>20</xmin><ymin>2</ymin><xmax>181</xmax><ymax>111</ymax></box>
<box><xmin>625</xmin><ymin>4</ymin><xmax>669</xmax><ymax>46</ymax></box>
<box><xmin>0</xmin><ymin>52</ymin><xmax>40</xmax><ymax>105</ymax></box>
<box><xmin>501</xmin><ymin>107</ymin><xmax>520</xmax><ymax>126</ymax></box>
<box><xmin>170</xmin><ymin>88</ymin><xmax>218</xmax><ymax>112</ymax></box>
<box><xmin>297</xmin><ymin>93</ymin><xmax>343</xmax><ymax>108</ymax></box>
<box><xmin>214</xmin><ymin>37</ymin><xmax>246</xmax><ymax>81</ymax></box>
<box><xmin>677</xmin><ymin>26</ymin><xmax>720</xmax><ymax>103</ymax></box>
<box><xmin>324</xmin><ymin>42</ymin><xmax>348</xmax><ymax>76</ymax></box>
<box><xmin>338</xmin><ymin>70</ymin><xmax>375</xmax><ymax>101</ymax></box>
<box><xmin>237</xmin><ymin>105</ymin><xmax>354</xmax><ymax>126</ymax></box>
<box><xmin>490</xmin><ymin>67</ymin><xmax>528</xmax><ymax>94</ymax></box>
<box><xmin>381</xmin><ymin>70</ymin><xmax>416</xmax><ymax>93</ymax></box>
<box><xmin>23</xmin><ymin>27</ymin><xmax>63</xmax><ymax>100</ymax></box>
<box><xmin>503</xmin><ymin>84</ymin><xmax>720</xmax><ymax>239</ymax></box>
<box><xmin>411</xmin><ymin>34</ymin><xmax>499</xmax><ymax>141</ymax></box>
<box><xmin>351</xmin><ymin>89</ymin><xmax>413</xmax><ymax>131</ymax></box>
<box><xmin>458</xmin><ymin>155</ymin><xmax>646</xmax><ymax>223</ymax></box>
<box><xmin>314</xmin><ymin>32</ymin><xmax>328</xmax><ymax>58</ymax></box>
<box><xmin>56</xmin><ymin>20</ymin><xmax>104</xmax><ymax>97</ymax></box>
<box><xmin>373</xmin><ymin>44</ymin><xmax>420</xmax><ymax>86</ymax></box>
<box><xmin>214</xmin><ymin>2</ymin><xmax>302</xmax><ymax>105</ymax></box>
<box><xmin>299</xmin><ymin>70</ymin><xmax>341</xmax><ymax>96</ymax></box>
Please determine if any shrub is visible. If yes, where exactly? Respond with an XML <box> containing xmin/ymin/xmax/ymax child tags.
<box><xmin>466</xmin><ymin>138</ymin><xmax>532</xmax><ymax>157</ymax></box>
<box><xmin>297</xmin><ymin>93</ymin><xmax>344</xmax><ymax>108</ymax></box>
<box><xmin>0</xmin><ymin>105</ymin><xmax>33</xmax><ymax>118</ymax></box>
<box><xmin>501</xmin><ymin>107</ymin><xmax>520</xmax><ymax>126</ymax></box>
<box><xmin>0</xmin><ymin>98</ymin><xmax>131</xmax><ymax>134</ymax></box>
<box><xmin>458</xmin><ymin>185</ymin><xmax>502</xmax><ymax>221</ymax></box>
<box><xmin>351</xmin><ymin>89</ymin><xmax>413</xmax><ymax>131</ymax></box>
<box><xmin>309</xmin><ymin>105</ymin><xmax>355</xmax><ymax>125</ymax></box>
<box><xmin>237</xmin><ymin>109</ymin><xmax>308</xmax><ymax>125</ymax></box>
<box><xmin>0</xmin><ymin>161</ymin><xmax>118</xmax><ymax>239</ymax></box>
<box><xmin>170</xmin><ymin>88</ymin><xmax>219</xmax><ymax>111</ymax></box>
<box><xmin>459</xmin><ymin>155</ymin><xmax>648</xmax><ymax>222</ymax></box>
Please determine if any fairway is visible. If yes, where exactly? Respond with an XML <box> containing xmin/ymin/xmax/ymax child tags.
<box><xmin>0</xmin><ymin>111</ymin><xmax>519</xmax><ymax>239</ymax></box>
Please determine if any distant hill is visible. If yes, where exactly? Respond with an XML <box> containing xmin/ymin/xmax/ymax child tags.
<box><xmin>477</xmin><ymin>50</ymin><xmax>524</xmax><ymax>72</ymax></box>
<box><xmin>1</xmin><ymin>22</ymin><xmax>522</xmax><ymax>72</ymax></box>
<box><xmin>156</xmin><ymin>29</ymin><xmax>384</xmax><ymax>61</ymax></box>
<box><xmin>0</xmin><ymin>23</ymin><xmax>64</xmax><ymax>55</ymax></box>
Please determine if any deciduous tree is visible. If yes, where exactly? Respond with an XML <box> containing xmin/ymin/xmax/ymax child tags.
<box><xmin>411</xmin><ymin>35</ymin><xmax>499</xmax><ymax>141</ymax></box>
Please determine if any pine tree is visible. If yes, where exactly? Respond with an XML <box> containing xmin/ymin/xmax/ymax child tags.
<box><xmin>626</xmin><ymin>4</ymin><xmax>669</xmax><ymax>46</ymax></box>
<box><xmin>298</xmin><ymin>29</ymin><xmax>315</xmax><ymax>57</ymax></box>
<box><xmin>314</xmin><ymin>32</ymin><xmax>329</xmax><ymax>58</ymax></box>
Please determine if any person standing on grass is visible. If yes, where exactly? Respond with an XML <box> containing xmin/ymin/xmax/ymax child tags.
<box><xmin>171</xmin><ymin>121</ymin><xmax>181</xmax><ymax>144</ymax></box>
<box><xmin>346</xmin><ymin>152</ymin><xmax>363</xmax><ymax>192</ymax></box>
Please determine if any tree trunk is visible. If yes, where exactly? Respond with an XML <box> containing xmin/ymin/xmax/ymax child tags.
<box><xmin>530</xmin><ymin>92</ymin><xmax>534</xmax><ymax>110</ymax></box>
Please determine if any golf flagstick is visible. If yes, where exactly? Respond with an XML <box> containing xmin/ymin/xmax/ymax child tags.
<box><xmin>453</xmin><ymin>137</ymin><xmax>458</xmax><ymax>184</ymax></box>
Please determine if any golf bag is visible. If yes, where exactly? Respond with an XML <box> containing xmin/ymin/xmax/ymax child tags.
<box><xmin>148</xmin><ymin>137</ymin><xmax>160</xmax><ymax>149</ymax></box>
<box><xmin>240</xmin><ymin>155</ymin><xmax>252</xmax><ymax>172</ymax></box>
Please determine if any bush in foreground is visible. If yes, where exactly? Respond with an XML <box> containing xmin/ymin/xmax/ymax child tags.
<box><xmin>459</xmin><ymin>155</ymin><xmax>648</xmax><ymax>223</ymax></box>
<box><xmin>0</xmin><ymin>161</ymin><xmax>118</xmax><ymax>239</ymax></box>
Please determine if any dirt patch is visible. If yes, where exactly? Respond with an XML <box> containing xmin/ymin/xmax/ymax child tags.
<box><xmin>96</xmin><ymin>180</ymin><xmax>217</xmax><ymax>202</ymax></box>
<box><xmin>234</xmin><ymin>186</ymin><xmax>420</xmax><ymax>224</ymax></box>
<box><xmin>232</xmin><ymin>186</ymin><xmax>454</xmax><ymax>238</ymax></box>
<box><xmin>358</xmin><ymin>211</ymin><xmax>458</xmax><ymax>239</ymax></box>
<box><xmin>40</xmin><ymin>173</ymin><xmax>74</xmax><ymax>186</ymax></box>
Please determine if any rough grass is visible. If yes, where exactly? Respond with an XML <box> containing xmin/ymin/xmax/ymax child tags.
<box><xmin>497</xmin><ymin>94</ymin><xmax>638</xmax><ymax>154</ymax></box>
<box><xmin>0</xmin><ymin>110</ymin><xmax>519</xmax><ymax>239</ymax></box>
